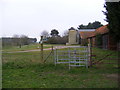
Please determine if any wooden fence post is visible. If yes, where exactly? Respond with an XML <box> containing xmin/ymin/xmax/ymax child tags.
<box><xmin>40</xmin><ymin>36</ymin><xmax>43</xmax><ymax>63</ymax></box>
<box><xmin>52</xmin><ymin>46</ymin><xmax>54</xmax><ymax>63</ymax></box>
<box><xmin>88</xmin><ymin>43</ymin><xmax>92</xmax><ymax>67</ymax></box>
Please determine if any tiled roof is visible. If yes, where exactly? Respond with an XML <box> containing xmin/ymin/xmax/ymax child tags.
<box><xmin>95</xmin><ymin>25</ymin><xmax>109</xmax><ymax>35</ymax></box>
<box><xmin>87</xmin><ymin>25</ymin><xmax>109</xmax><ymax>38</ymax></box>
<box><xmin>79</xmin><ymin>25</ymin><xmax>108</xmax><ymax>39</ymax></box>
<box><xmin>80</xmin><ymin>31</ymin><xmax>95</xmax><ymax>39</ymax></box>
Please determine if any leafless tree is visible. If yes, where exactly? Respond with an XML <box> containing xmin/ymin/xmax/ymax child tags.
<box><xmin>20</xmin><ymin>35</ymin><xmax>29</xmax><ymax>45</ymax></box>
<box><xmin>41</xmin><ymin>30</ymin><xmax>49</xmax><ymax>38</ymax></box>
<box><xmin>62</xmin><ymin>30</ymin><xmax>69</xmax><ymax>37</ymax></box>
<box><xmin>12</xmin><ymin>34</ymin><xmax>20</xmax><ymax>46</ymax></box>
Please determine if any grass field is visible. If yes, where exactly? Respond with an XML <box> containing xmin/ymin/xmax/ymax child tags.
<box><xmin>2</xmin><ymin>43</ymin><xmax>64</xmax><ymax>52</ymax></box>
<box><xmin>2</xmin><ymin>45</ymin><xmax>119</xmax><ymax>88</ymax></box>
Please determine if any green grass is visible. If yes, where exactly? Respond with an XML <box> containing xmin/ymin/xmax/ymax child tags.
<box><xmin>2</xmin><ymin>43</ymin><xmax>65</xmax><ymax>52</ymax></box>
<box><xmin>2</xmin><ymin>47</ymin><xmax>119</xmax><ymax>88</ymax></box>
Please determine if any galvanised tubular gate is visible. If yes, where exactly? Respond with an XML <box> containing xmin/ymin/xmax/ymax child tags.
<box><xmin>54</xmin><ymin>45</ymin><xmax>90</xmax><ymax>70</ymax></box>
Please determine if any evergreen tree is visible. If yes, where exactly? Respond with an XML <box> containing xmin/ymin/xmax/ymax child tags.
<box><xmin>78</xmin><ymin>21</ymin><xmax>103</xmax><ymax>29</ymax></box>
<box><xmin>50</xmin><ymin>29</ymin><xmax>59</xmax><ymax>37</ymax></box>
<box><xmin>103</xmin><ymin>2</ymin><xmax>120</xmax><ymax>41</ymax></box>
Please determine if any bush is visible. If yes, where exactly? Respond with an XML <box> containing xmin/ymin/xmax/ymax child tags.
<box><xmin>46</xmin><ymin>36</ymin><xmax>68</xmax><ymax>44</ymax></box>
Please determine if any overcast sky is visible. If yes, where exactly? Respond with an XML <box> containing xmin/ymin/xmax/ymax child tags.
<box><xmin>0</xmin><ymin>0</ymin><xmax>107</xmax><ymax>41</ymax></box>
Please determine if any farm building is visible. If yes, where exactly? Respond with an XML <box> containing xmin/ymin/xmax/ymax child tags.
<box><xmin>87</xmin><ymin>25</ymin><xmax>120</xmax><ymax>50</ymax></box>
<box><xmin>79</xmin><ymin>29</ymin><xmax>95</xmax><ymax>45</ymax></box>
<box><xmin>67</xmin><ymin>25</ymin><xmax>120</xmax><ymax>51</ymax></box>
<box><xmin>67</xmin><ymin>27</ymin><xmax>80</xmax><ymax>45</ymax></box>
<box><xmin>67</xmin><ymin>27</ymin><xmax>95</xmax><ymax>45</ymax></box>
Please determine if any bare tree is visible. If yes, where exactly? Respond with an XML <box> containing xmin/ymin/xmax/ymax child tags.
<box><xmin>40</xmin><ymin>30</ymin><xmax>49</xmax><ymax>43</ymax></box>
<box><xmin>41</xmin><ymin>30</ymin><xmax>49</xmax><ymax>37</ymax></box>
<box><xmin>20</xmin><ymin>35</ymin><xmax>29</xmax><ymax>45</ymax></box>
<box><xmin>12</xmin><ymin>34</ymin><xmax>20</xmax><ymax>46</ymax></box>
<box><xmin>13</xmin><ymin>34</ymin><xmax>19</xmax><ymax>38</ymax></box>
<box><xmin>63</xmin><ymin>30</ymin><xmax>69</xmax><ymax>37</ymax></box>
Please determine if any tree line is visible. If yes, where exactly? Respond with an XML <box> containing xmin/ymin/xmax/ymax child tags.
<box><xmin>77</xmin><ymin>21</ymin><xmax>103</xmax><ymax>29</ymax></box>
<box><xmin>2</xmin><ymin>20</ymin><xmax>104</xmax><ymax>46</ymax></box>
<box><xmin>2</xmin><ymin>35</ymin><xmax>37</xmax><ymax>47</ymax></box>
<box><xmin>40</xmin><ymin>29</ymin><xmax>68</xmax><ymax>44</ymax></box>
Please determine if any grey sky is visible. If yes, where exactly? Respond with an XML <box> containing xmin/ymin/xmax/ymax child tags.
<box><xmin>0</xmin><ymin>0</ymin><xmax>107</xmax><ymax>41</ymax></box>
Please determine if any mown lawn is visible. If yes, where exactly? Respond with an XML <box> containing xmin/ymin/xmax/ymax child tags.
<box><xmin>2</xmin><ymin>47</ymin><xmax>119</xmax><ymax>88</ymax></box>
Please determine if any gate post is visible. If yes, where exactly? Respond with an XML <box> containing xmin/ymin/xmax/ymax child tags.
<box><xmin>88</xmin><ymin>44</ymin><xmax>92</xmax><ymax>67</ymax></box>
<box><xmin>54</xmin><ymin>48</ymin><xmax>57</xmax><ymax>66</ymax></box>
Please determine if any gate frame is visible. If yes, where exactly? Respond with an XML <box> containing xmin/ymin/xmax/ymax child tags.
<box><xmin>54</xmin><ymin>45</ymin><xmax>91</xmax><ymax>69</ymax></box>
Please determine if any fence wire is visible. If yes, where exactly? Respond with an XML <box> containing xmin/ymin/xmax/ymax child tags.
<box><xmin>2</xmin><ymin>45</ymin><xmax>119</xmax><ymax>69</ymax></box>
<box><xmin>91</xmin><ymin>46</ymin><xmax>119</xmax><ymax>66</ymax></box>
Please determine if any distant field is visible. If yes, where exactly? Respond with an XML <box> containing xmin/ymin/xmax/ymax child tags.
<box><xmin>2</xmin><ymin>45</ymin><xmax>119</xmax><ymax>88</ymax></box>
<box><xmin>2</xmin><ymin>43</ymin><xmax>65</xmax><ymax>52</ymax></box>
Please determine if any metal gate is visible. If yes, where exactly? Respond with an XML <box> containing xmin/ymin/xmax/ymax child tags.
<box><xmin>54</xmin><ymin>46</ymin><xmax>89</xmax><ymax>69</ymax></box>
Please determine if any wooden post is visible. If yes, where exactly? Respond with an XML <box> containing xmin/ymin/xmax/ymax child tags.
<box><xmin>88</xmin><ymin>43</ymin><xmax>92</xmax><ymax>67</ymax></box>
<box><xmin>40</xmin><ymin>36</ymin><xmax>43</xmax><ymax>63</ymax></box>
<box><xmin>52</xmin><ymin>46</ymin><xmax>54</xmax><ymax>63</ymax></box>
<box><xmin>52</xmin><ymin>46</ymin><xmax>53</xmax><ymax>51</ymax></box>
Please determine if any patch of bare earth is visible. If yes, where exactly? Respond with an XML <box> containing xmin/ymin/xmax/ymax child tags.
<box><xmin>103</xmin><ymin>74</ymin><xmax>118</xmax><ymax>80</ymax></box>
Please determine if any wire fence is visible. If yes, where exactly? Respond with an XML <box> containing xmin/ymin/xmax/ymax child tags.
<box><xmin>2</xmin><ymin>44</ymin><xmax>119</xmax><ymax>69</ymax></box>
<box><xmin>42</xmin><ymin>46</ymin><xmax>54</xmax><ymax>63</ymax></box>
<box><xmin>91</xmin><ymin>46</ymin><xmax>119</xmax><ymax>66</ymax></box>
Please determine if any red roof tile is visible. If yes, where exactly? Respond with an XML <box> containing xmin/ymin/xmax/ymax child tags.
<box><xmin>87</xmin><ymin>25</ymin><xmax>109</xmax><ymax>38</ymax></box>
<box><xmin>80</xmin><ymin>31</ymin><xmax>95</xmax><ymax>39</ymax></box>
<box><xmin>95</xmin><ymin>25</ymin><xmax>109</xmax><ymax>35</ymax></box>
<box><xmin>79</xmin><ymin>25</ymin><xmax>109</xmax><ymax>39</ymax></box>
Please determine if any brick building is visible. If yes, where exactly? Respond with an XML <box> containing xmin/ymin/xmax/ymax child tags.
<box><xmin>67</xmin><ymin>25</ymin><xmax>120</xmax><ymax>51</ymax></box>
<box><xmin>87</xmin><ymin>25</ymin><xmax>120</xmax><ymax>50</ymax></box>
